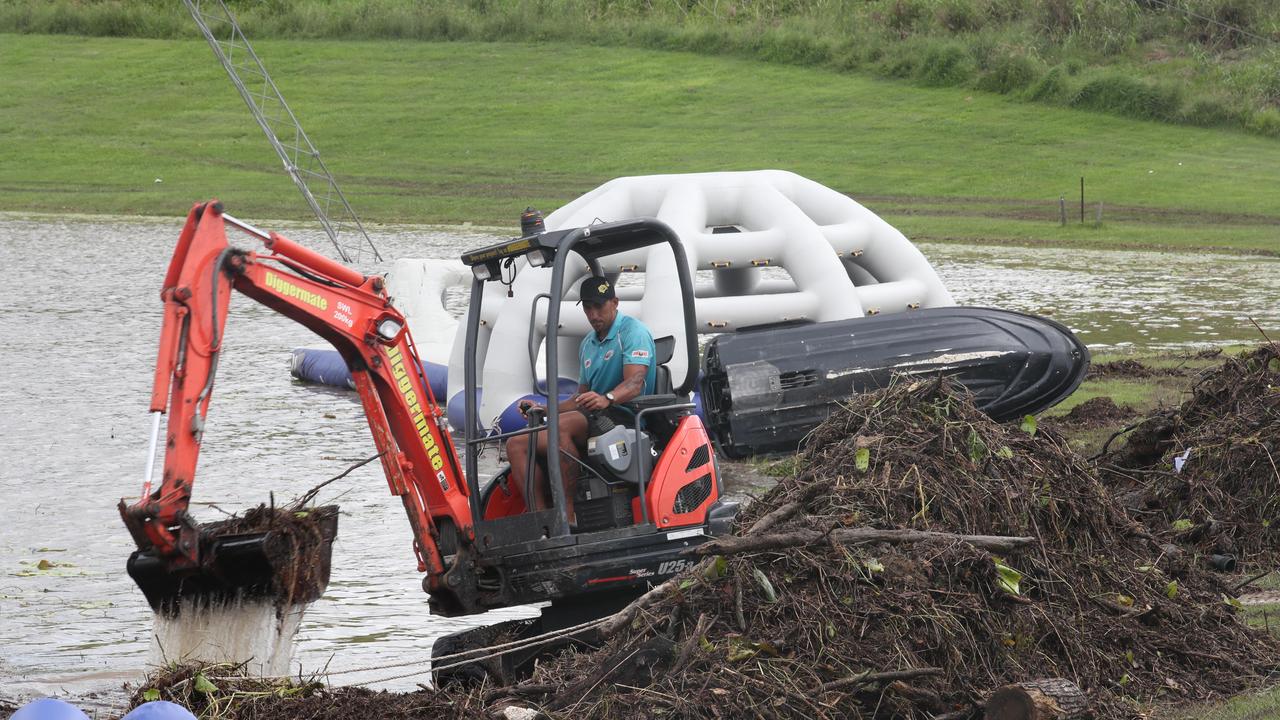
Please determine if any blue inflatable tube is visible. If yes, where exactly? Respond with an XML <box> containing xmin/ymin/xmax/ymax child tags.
<box><xmin>447</xmin><ymin>380</ymin><xmax>704</xmax><ymax>435</ymax></box>
<box><xmin>122</xmin><ymin>702</ymin><xmax>198</xmax><ymax>720</ymax></box>
<box><xmin>291</xmin><ymin>348</ymin><xmax>448</xmax><ymax>401</ymax></box>
<box><xmin>11</xmin><ymin>698</ymin><xmax>90</xmax><ymax>720</ymax></box>
<box><xmin>447</xmin><ymin>378</ymin><xmax>582</xmax><ymax>434</ymax></box>
<box><xmin>10</xmin><ymin>698</ymin><xmax>199</xmax><ymax>720</ymax></box>
<box><xmin>293</xmin><ymin>347</ymin><xmax>707</xmax><ymax>436</ymax></box>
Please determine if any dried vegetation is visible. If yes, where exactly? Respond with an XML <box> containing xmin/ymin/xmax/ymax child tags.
<box><xmin>132</xmin><ymin>348</ymin><xmax>1280</xmax><ymax>719</ymax></box>
<box><xmin>1105</xmin><ymin>344</ymin><xmax>1280</xmax><ymax>568</ymax></box>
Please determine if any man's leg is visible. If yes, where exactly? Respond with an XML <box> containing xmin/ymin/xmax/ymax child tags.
<box><xmin>554</xmin><ymin>412</ymin><xmax>589</xmax><ymax>523</ymax></box>
<box><xmin>509</xmin><ymin>411</ymin><xmax>590</xmax><ymax>522</ymax></box>
<box><xmin>527</xmin><ymin>411</ymin><xmax>589</xmax><ymax>523</ymax></box>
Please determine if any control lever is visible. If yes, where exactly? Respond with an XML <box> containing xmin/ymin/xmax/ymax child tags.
<box><xmin>521</xmin><ymin>403</ymin><xmax>546</xmax><ymax>513</ymax></box>
<box><xmin>585</xmin><ymin>409</ymin><xmax>615</xmax><ymax>439</ymax></box>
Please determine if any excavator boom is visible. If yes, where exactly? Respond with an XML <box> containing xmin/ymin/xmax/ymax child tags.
<box><xmin>120</xmin><ymin>202</ymin><xmax>469</xmax><ymax>613</ymax></box>
<box><xmin>123</xmin><ymin>203</ymin><xmax>735</xmax><ymax>630</ymax></box>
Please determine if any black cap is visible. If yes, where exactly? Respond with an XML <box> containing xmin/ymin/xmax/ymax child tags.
<box><xmin>578</xmin><ymin>276</ymin><xmax>616</xmax><ymax>305</ymax></box>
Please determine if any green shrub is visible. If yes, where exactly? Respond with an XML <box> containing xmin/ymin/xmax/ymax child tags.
<box><xmin>1222</xmin><ymin>51</ymin><xmax>1280</xmax><ymax>110</ymax></box>
<box><xmin>1070</xmin><ymin>74</ymin><xmax>1183</xmax><ymax>121</ymax></box>
<box><xmin>1243</xmin><ymin>108</ymin><xmax>1280</xmax><ymax>137</ymax></box>
<box><xmin>978</xmin><ymin>52</ymin><xmax>1040</xmax><ymax>94</ymax></box>
<box><xmin>82</xmin><ymin>5</ymin><xmax>148</xmax><ymax>37</ymax></box>
<box><xmin>966</xmin><ymin>33</ymin><xmax>997</xmax><ymax>69</ymax></box>
<box><xmin>829</xmin><ymin>38</ymin><xmax>866</xmax><ymax>72</ymax></box>
<box><xmin>681</xmin><ymin>27</ymin><xmax>734</xmax><ymax>55</ymax></box>
<box><xmin>1182</xmin><ymin>98</ymin><xmax>1238</xmax><ymax>128</ymax></box>
<box><xmin>916</xmin><ymin>42</ymin><xmax>975</xmax><ymax>86</ymax></box>
<box><xmin>887</xmin><ymin>0</ymin><xmax>928</xmax><ymax>35</ymax></box>
<box><xmin>985</xmin><ymin>0</ymin><xmax>1033</xmax><ymax>23</ymax></box>
<box><xmin>878</xmin><ymin>44</ymin><xmax>922</xmax><ymax>79</ymax></box>
<box><xmin>936</xmin><ymin>0</ymin><xmax>982</xmax><ymax>33</ymax></box>
<box><xmin>1183</xmin><ymin>0</ymin><xmax>1259</xmax><ymax>49</ymax></box>
<box><xmin>1072</xmin><ymin>0</ymin><xmax>1139</xmax><ymax>56</ymax></box>
<box><xmin>1038</xmin><ymin>0</ymin><xmax>1077</xmax><ymax>37</ymax></box>
<box><xmin>630</xmin><ymin>23</ymin><xmax>676</xmax><ymax>50</ymax></box>
<box><xmin>756</xmin><ymin>32</ymin><xmax>831</xmax><ymax>66</ymax></box>
<box><xmin>1027</xmin><ymin>64</ymin><xmax>1069</xmax><ymax>101</ymax></box>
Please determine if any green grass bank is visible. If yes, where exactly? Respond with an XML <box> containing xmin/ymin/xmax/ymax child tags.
<box><xmin>4</xmin><ymin>0</ymin><xmax>1280</xmax><ymax>139</ymax></box>
<box><xmin>3</xmin><ymin>34</ymin><xmax>1279</xmax><ymax>254</ymax></box>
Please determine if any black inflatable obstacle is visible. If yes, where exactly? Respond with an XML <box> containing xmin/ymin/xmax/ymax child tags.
<box><xmin>700</xmin><ymin>306</ymin><xmax>1090</xmax><ymax>457</ymax></box>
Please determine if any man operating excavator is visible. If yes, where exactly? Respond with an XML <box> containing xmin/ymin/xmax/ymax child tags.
<box><xmin>507</xmin><ymin>276</ymin><xmax>657</xmax><ymax>526</ymax></box>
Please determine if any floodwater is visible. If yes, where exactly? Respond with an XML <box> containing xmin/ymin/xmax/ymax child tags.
<box><xmin>935</xmin><ymin>243</ymin><xmax>1280</xmax><ymax>348</ymax></box>
<box><xmin>0</xmin><ymin>214</ymin><xmax>1276</xmax><ymax>713</ymax></box>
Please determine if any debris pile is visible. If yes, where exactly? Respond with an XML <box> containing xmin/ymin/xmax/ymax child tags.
<box><xmin>198</xmin><ymin>503</ymin><xmax>339</xmax><ymax>609</ymax></box>
<box><xmin>493</xmin><ymin>377</ymin><xmax>1278</xmax><ymax>719</ymax></box>
<box><xmin>130</xmin><ymin>373</ymin><xmax>1280</xmax><ymax>719</ymax></box>
<box><xmin>1105</xmin><ymin>344</ymin><xmax>1280</xmax><ymax>566</ymax></box>
<box><xmin>132</xmin><ymin>663</ymin><xmax>479</xmax><ymax>720</ymax></box>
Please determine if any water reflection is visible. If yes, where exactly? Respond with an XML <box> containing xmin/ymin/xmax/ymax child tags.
<box><xmin>932</xmin><ymin>243</ymin><xmax>1280</xmax><ymax>348</ymax></box>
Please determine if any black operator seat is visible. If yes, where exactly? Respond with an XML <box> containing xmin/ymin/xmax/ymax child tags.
<box><xmin>627</xmin><ymin>335</ymin><xmax>689</xmax><ymax>446</ymax></box>
<box><xmin>652</xmin><ymin>335</ymin><xmax>675</xmax><ymax>394</ymax></box>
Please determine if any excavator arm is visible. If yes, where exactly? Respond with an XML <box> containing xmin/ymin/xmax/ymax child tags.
<box><xmin>119</xmin><ymin>202</ymin><xmax>471</xmax><ymax>612</ymax></box>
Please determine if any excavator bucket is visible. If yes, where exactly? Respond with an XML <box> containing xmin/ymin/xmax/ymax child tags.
<box><xmin>126</xmin><ymin>505</ymin><xmax>339</xmax><ymax>615</ymax></box>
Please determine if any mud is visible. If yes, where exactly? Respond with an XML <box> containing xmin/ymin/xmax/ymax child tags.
<box><xmin>1088</xmin><ymin>359</ymin><xmax>1188</xmax><ymax>380</ymax></box>
<box><xmin>1053</xmin><ymin>396</ymin><xmax>1140</xmax><ymax>429</ymax></box>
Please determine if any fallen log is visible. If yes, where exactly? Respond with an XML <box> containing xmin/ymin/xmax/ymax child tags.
<box><xmin>686</xmin><ymin>527</ymin><xmax>1036</xmax><ymax>558</ymax></box>
<box><xmin>984</xmin><ymin>678</ymin><xmax>1088</xmax><ymax>720</ymax></box>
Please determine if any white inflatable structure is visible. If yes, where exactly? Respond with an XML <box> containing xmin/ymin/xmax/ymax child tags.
<box><xmin>432</xmin><ymin>170</ymin><xmax>954</xmax><ymax>432</ymax></box>
<box><xmin>384</xmin><ymin>257</ymin><xmax>469</xmax><ymax>365</ymax></box>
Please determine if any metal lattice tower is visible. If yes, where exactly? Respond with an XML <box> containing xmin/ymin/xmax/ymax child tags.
<box><xmin>183</xmin><ymin>0</ymin><xmax>382</xmax><ymax>265</ymax></box>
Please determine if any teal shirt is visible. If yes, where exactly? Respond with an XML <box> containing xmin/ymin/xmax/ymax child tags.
<box><xmin>579</xmin><ymin>313</ymin><xmax>657</xmax><ymax>397</ymax></box>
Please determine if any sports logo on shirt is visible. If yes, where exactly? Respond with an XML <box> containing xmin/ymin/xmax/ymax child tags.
<box><xmin>629</xmin><ymin>349</ymin><xmax>650</xmax><ymax>360</ymax></box>
<box><xmin>603</xmin><ymin>350</ymin><xmax>615</xmax><ymax>361</ymax></box>
<box><xmin>584</xmin><ymin>359</ymin><xmax>593</xmax><ymax>368</ymax></box>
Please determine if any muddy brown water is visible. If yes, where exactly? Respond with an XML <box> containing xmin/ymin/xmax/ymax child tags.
<box><xmin>0</xmin><ymin>214</ymin><xmax>1276</xmax><ymax>712</ymax></box>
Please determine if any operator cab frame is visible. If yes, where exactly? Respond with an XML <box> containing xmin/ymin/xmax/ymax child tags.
<box><xmin>458</xmin><ymin>219</ymin><xmax>707</xmax><ymax>547</ymax></box>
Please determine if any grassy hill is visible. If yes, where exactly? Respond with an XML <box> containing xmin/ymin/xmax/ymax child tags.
<box><xmin>4</xmin><ymin>0</ymin><xmax>1280</xmax><ymax>138</ymax></box>
<box><xmin>2</xmin><ymin>34</ymin><xmax>1278</xmax><ymax>253</ymax></box>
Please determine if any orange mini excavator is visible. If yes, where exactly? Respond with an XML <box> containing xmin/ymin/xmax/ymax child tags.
<box><xmin>120</xmin><ymin>202</ymin><xmax>737</xmax><ymax>629</ymax></box>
